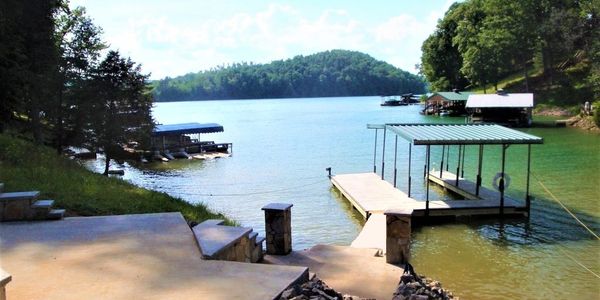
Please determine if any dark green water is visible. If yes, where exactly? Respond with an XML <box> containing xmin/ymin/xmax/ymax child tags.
<box><xmin>87</xmin><ymin>96</ymin><xmax>599</xmax><ymax>299</ymax></box>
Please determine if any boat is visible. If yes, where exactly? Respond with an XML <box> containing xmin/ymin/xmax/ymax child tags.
<box><xmin>380</xmin><ymin>96</ymin><xmax>406</xmax><ymax>106</ymax></box>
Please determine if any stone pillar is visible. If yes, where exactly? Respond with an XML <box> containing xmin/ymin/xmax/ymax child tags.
<box><xmin>262</xmin><ymin>203</ymin><xmax>293</xmax><ymax>255</ymax></box>
<box><xmin>385</xmin><ymin>208</ymin><xmax>413</xmax><ymax>265</ymax></box>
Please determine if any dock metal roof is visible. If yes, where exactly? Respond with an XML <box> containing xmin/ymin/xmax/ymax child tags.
<box><xmin>152</xmin><ymin>122</ymin><xmax>224</xmax><ymax>136</ymax></box>
<box><xmin>466</xmin><ymin>93</ymin><xmax>533</xmax><ymax>108</ymax></box>
<box><xmin>429</xmin><ymin>91</ymin><xmax>474</xmax><ymax>101</ymax></box>
<box><xmin>379</xmin><ymin>124</ymin><xmax>543</xmax><ymax>145</ymax></box>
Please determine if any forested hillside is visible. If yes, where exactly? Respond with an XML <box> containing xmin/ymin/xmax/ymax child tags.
<box><xmin>152</xmin><ymin>50</ymin><xmax>426</xmax><ymax>101</ymax></box>
<box><xmin>420</xmin><ymin>0</ymin><xmax>599</xmax><ymax>106</ymax></box>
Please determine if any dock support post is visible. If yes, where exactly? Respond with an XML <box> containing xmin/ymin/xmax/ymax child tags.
<box><xmin>408</xmin><ymin>143</ymin><xmax>412</xmax><ymax>197</ymax></box>
<box><xmin>440</xmin><ymin>145</ymin><xmax>445</xmax><ymax>178</ymax></box>
<box><xmin>423</xmin><ymin>145</ymin><xmax>428</xmax><ymax>179</ymax></box>
<box><xmin>382</xmin><ymin>127</ymin><xmax>387</xmax><ymax>180</ymax></box>
<box><xmin>446</xmin><ymin>145</ymin><xmax>450</xmax><ymax>171</ymax></box>
<box><xmin>461</xmin><ymin>145</ymin><xmax>466</xmax><ymax>178</ymax></box>
<box><xmin>476</xmin><ymin>145</ymin><xmax>483</xmax><ymax>196</ymax></box>
<box><xmin>455</xmin><ymin>145</ymin><xmax>462</xmax><ymax>186</ymax></box>
<box><xmin>262</xmin><ymin>203</ymin><xmax>293</xmax><ymax>255</ymax></box>
<box><xmin>373</xmin><ymin>129</ymin><xmax>378</xmax><ymax>174</ymax></box>
<box><xmin>526</xmin><ymin>144</ymin><xmax>532</xmax><ymax>217</ymax></box>
<box><xmin>425</xmin><ymin>145</ymin><xmax>430</xmax><ymax>216</ymax></box>
<box><xmin>393</xmin><ymin>135</ymin><xmax>398</xmax><ymax>187</ymax></box>
<box><xmin>385</xmin><ymin>208</ymin><xmax>413</xmax><ymax>265</ymax></box>
<box><xmin>500</xmin><ymin>144</ymin><xmax>507</xmax><ymax>216</ymax></box>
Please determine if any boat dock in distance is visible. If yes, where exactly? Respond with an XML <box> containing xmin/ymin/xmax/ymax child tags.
<box><xmin>331</xmin><ymin>123</ymin><xmax>543</xmax><ymax>264</ymax></box>
<box><xmin>150</xmin><ymin>122</ymin><xmax>232</xmax><ymax>162</ymax></box>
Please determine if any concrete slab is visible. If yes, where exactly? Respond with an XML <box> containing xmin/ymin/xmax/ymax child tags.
<box><xmin>0</xmin><ymin>212</ymin><xmax>308</xmax><ymax>300</ymax></box>
<box><xmin>350</xmin><ymin>213</ymin><xmax>386</xmax><ymax>251</ymax></box>
<box><xmin>264</xmin><ymin>244</ymin><xmax>404</xmax><ymax>300</ymax></box>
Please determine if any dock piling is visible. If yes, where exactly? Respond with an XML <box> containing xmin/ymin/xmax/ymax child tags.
<box><xmin>373</xmin><ymin>129</ymin><xmax>378</xmax><ymax>174</ymax></box>
<box><xmin>382</xmin><ymin>127</ymin><xmax>387</xmax><ymax>180</ymax></box>
<box><xmin>455</xmin><ymin>145</ymin><xmax>461</xmax><ymax>186</ymax></box>
<box><xmin>440</xmin><ymin>145</ymin><xmax>445</xmax><ymax>178</ymax></box>
<box><xmin>385</xmin><ymin>208</ymin><xmax>413</xmax><ymax>265</ymax></box>
<box><xmin>476</xmin><ymin>145</ymin><xmax>483</xmax><ymax>196</ymax></box>
<box><xmin>425</xmin><ymin>145</ymin><xmax>430</xmax><ymax>216</ymax></box>
<box><xmin>526</xmin><ymin>144</ymin><xmax>532</xmax><ymax>217</ymax></box>
<box><xmin>393</xmin><ymin>135</ymin><xmax>398</xmax><ymax>187</ymax></box>
<box><xmin>262</xmin><ymin>203</ymin><xmax>293</xmax><ymax>255</ymax></box>
<box><xmin>408</xmin><ymin>143</ymin><xmax>412</xmax><ymax>197</ymax></box>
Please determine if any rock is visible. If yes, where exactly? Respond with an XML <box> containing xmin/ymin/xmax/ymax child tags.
<box><xmin>281</xmin><ymin>287</ymin><xmax>297</xmax><ymax>299</ymax></box>
<box><xmin>393</xmin><ymin>266</ymin><xmax>457</xmax><ymax>300</ymax></box>
<box><xmin>280</xmin><ymin>276</ymin><xmax>356</xmax><ymax>300</ymax></box>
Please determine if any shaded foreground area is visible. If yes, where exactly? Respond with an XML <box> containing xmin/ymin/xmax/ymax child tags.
<box><xmin>0</xmin><ymin>134</ymin><xmax>232</xmax><ymax>224</ymax></box>
<box><xmin>0</xmin><ymin>213</ymin><xmax>307</xmax><ymax>299</ymax></box>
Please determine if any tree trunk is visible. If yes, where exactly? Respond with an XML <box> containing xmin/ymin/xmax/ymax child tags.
<box><xmin>524</xmin><ymin>65</ymin><xmax>529</xmax><ymax>92</ymax></box>
<box><xmin>55</xmin><ymin>88</ymin><xmax>64</xmax><ymax>155</ymax></box>
<box><xmin>103</xmin><ymin>153</ymin><xmax>110</xmax><ymax>176</ymax></box>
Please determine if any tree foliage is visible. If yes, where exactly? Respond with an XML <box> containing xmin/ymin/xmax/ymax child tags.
<box><xmin>85</xmin><ymin>51</ymin><xmax>154</xmax><ymax>175</ymax></box>
<box><xmin>420</xmin><ymin>3</ymin><xmax>470</xmax><ymax>91</ymax></box>
<box><xmin>421</xmin><ymin>0</ymin><xmax>599</xmax><ymax>103</ymax></box>
<box><xmin>0</xmin><ymin>0</ymin><xmax>154</xmax><ymax>170</ymax></box>
<box><xmin>152</xmin><ymin>50</ymin><xmax>426</xmax><ymax>102</ymax></box>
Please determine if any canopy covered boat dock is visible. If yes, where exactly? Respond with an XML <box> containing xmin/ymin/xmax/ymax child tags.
<box><xmin>466</xmin><ymin>92</ymin><xmax>534</xmax><ymax>126</ymax></box>
<box><xmin>332</xmin><ymin>123</ymin><xmax>543</xmax><ymax>220</ymax></box>
<box><xmin>151</xmin><ymin>122</ymin><xmax>232</xmax><ymax>161</ymax></box>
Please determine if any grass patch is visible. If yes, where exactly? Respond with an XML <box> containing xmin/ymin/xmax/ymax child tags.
<box><xmin>0</xmin><ymin>134</ymin><xmax>235</xmax><ymax>225</ymax></box>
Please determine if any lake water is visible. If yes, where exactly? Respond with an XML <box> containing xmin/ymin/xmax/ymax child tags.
<box><xmin>87</xmin><ymin>96</ymin><xmax>599</xmax><ymax>299</ymax></box>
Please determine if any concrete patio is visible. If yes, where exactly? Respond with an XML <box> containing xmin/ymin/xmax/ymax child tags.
<box><xmin>0</xmin><ymin>213</ymin><xmax>308</xmax><ymax>299</ymax></box>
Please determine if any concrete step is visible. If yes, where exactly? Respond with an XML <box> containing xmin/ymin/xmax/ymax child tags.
<box><xmin>31</xmin><ymin>199</ymin><xmax>54</xmax><ymax>209</ymax></box>
<box><xmin>251</xmin><ymin>235</ymin><xmax>265</xmax><ymax>263</ymax></box>
<box><xmin>46</xmin><ymin>209</ymin><xmax>65</xmax><ymax>220</ymax></box>
<box><xmin>30</xmin><ymin>200</ymin><xmax>55</xmax><ymax>219</ymax></box>
<box><xmin>192</xmin><ymin>222</ymin><xmax>252</xmax><ymax>261</ymax></box>
<box><xmin>1</xmin><ymin>191</ymin><xmax>41</xmax><ymax>221</ymax></box>
<box><xmin>0</xmin><ymin>191</ymin><xmax>40</xmax><ymax>202</ymax></box>
<box><xmin>248</xmin><ymin>231</ymin><xmax>258</xmax><ymax>244</ymax></box>
<box><xmin>195</xmin><ymin>219</ymin><xmax>225</xmax><ymax>227</ymax></box>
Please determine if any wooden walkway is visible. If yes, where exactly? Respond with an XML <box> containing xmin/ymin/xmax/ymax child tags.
<box><xmin>331</xmin><ymin>172</ymin><xmax>526</xmax><ymax>221</ymax></box>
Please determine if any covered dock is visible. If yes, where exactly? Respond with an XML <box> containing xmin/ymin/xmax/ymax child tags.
<box><xmin>333</xmin><ymin>123</ymin><xmax>544</xmax><ymax>220</ymax></box>
<box><xmin>466</xmin><ymin>92</ymin><xmax>534</xmax><ymax>126</ymax></box>
<box><xmin>151</xmin><ymin>122</ymin><xmax>232</xmax><ymax>160</ymax></box>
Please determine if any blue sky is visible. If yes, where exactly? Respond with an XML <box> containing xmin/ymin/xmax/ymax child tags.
<box><xmin>71</xmin><ymin>0</ymin><xmax>455</xmax><ymax>79</ymax></box>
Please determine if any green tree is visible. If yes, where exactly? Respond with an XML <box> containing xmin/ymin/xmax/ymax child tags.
<box><xmin>52</xmin><ymin>5</ymin><xmax>106</xmax><ymax>153</ymax></box>
<box><xmin>85</xmin><ymin>51</ymin><xmax>154</xmax><ymax>175</ymax></box>
<box><xmin>420</xmin><ymin>2</ymin><xmax>470</xmax><ymax>91</ymax></box>
<box><xmin>0</xmin><ymin>0</ymin><xmax>62</xmax><ymax>139</ymax></box>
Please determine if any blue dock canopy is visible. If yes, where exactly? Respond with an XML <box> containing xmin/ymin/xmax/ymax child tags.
<box><xmin>152</xmin><ymin>122</ymin><xmax>224</xmax><ymax>136</ymax></box>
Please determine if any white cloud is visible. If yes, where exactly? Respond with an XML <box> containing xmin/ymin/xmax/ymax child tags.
<box><xmin>79</xmin><ymin>1</ymin><xmax>456</xmax><ymax>79</ymax></box>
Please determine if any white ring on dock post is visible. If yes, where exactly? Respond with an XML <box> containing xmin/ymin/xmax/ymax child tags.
<box><xmin>493</xmin><ymin>172</ymin><xmax>511</xmax><ymax>191</ymax></box>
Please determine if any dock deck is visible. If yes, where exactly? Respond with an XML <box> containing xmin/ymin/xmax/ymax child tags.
<box><xmin>331</xmin><ymin>172</ymin><xmax>526</xmax><ymax>220</ymax></box>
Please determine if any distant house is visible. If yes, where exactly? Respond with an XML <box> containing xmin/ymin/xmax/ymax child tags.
<box><xmin>466</xmin><ymin>91</ymin><xmax>534</xmax><ymax>126</ymax></box>
<box><xmin>424</xmin><ymin>90</ymin><xmax>474</xmax><ymax>116</ymax></box>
